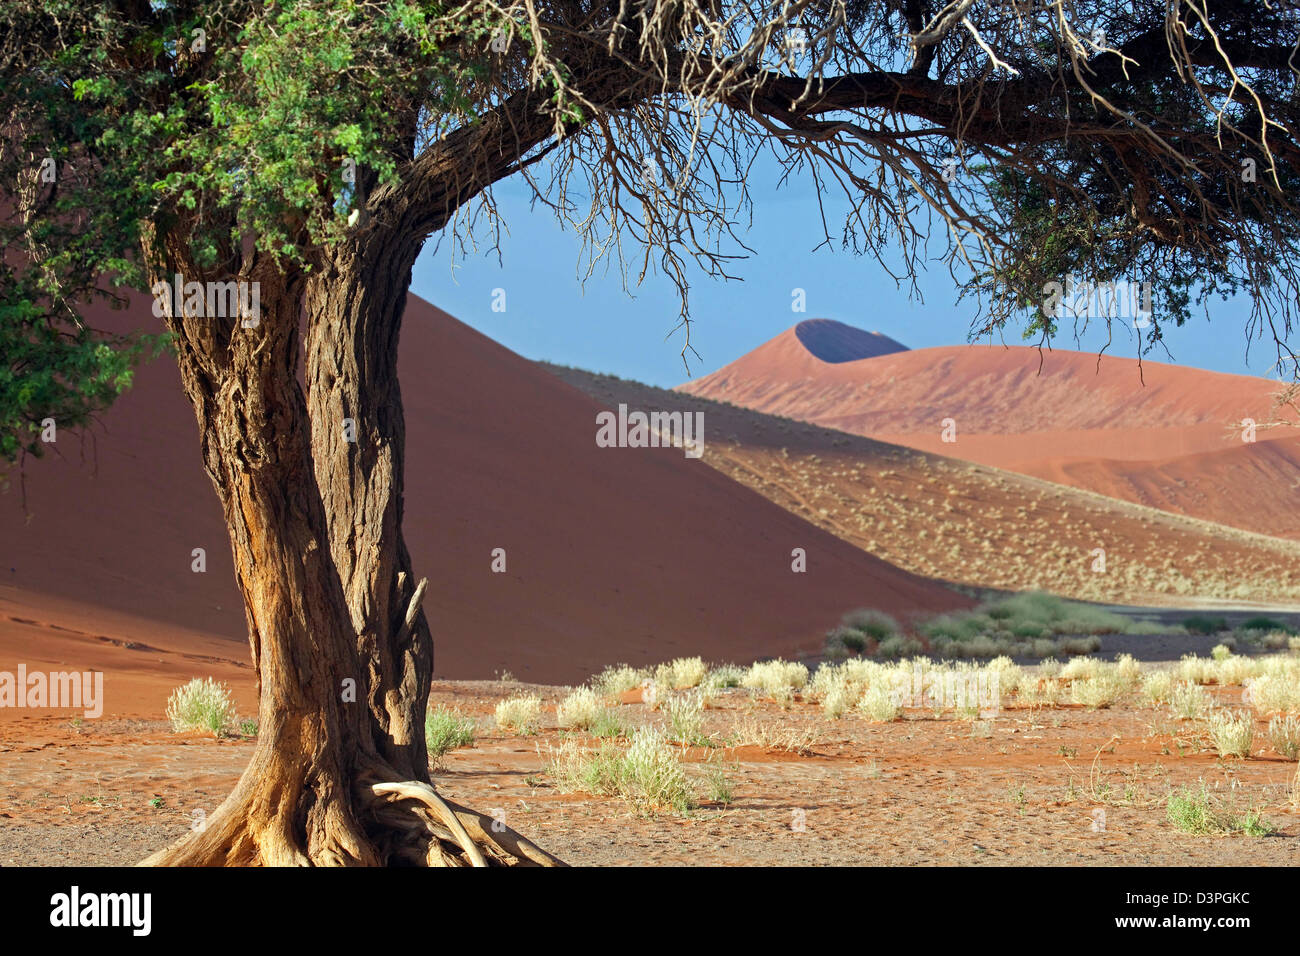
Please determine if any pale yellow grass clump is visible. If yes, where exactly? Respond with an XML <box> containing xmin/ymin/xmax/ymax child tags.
<box><xmin>1016</xmin><ymin>675</ymin><xmax>1064</xmax><ymax>708</ymax></box>
<box><xmin>857</xmin><ymin>685</ymin><xmax>901</xmax><ymax>722</ymax></box>
<box><xmin>1140</xmin><ymin>669</ymin><xmax>1176</xmax><ymax>706</ymax></box>
<box><xmin>1168</xmin><ymin>682</ymin><xmax>1211</xmax><ymax>720</ymax></box>
<box><xmin>654</xmin><ymin>656</ymin><xmax>708</xmax><ymax>690</ymax></box>
<box><xmin>1206</xmin><ymin>710</ymin><xmax>1255</xmax><ymax>758</ymax></box>
<box><xmin>1177</xmin><ymin>655</ymin><xmax>1216</xmax><ymax>685</ymax></box>
<box><xmin>742</xmin><ymin>659</ymin><xmax>809</xmax><ymax>699</ymax></box>
<box><xmin>1246</xmin><ymin>674</ymin><xmax>1300</xmax><ymax>715</ymax></box>
<box><xmin>591</xmin><ymin>664</ymin><xmax>647</xmax><ymax>699</ymax></box>
<box><xmin>494</xmin><ymin>694</ymin><xmax>542</xmax><ymax>734</ymax></box>
<box><xmin>1071</xmin><ymin>671</ymin><xmax>1129</xmax><ymax>709</ymax></box>
<box><xmin>556</xmin><ymin>687</ymin><xmax>603</xmax><ymax>730</ymax></box>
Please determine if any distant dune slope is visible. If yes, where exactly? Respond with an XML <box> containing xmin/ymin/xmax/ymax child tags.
<box><xmin>0</xmin><ymin>297</ymin><xmax>970</xmax><ymax>697</ymax></box>
<box><xmin>555</xmin><ymin>363</ymin><xmax>1300</xmax><ymax>609</ymax></box>
<box><xmin>678</xmin><ymin>321</ymin><xmax>1300</xmax><ymax>539</ymax></box>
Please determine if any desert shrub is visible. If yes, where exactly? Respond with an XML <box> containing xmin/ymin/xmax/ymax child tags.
<box><xmin>424</xmin><ymin>706</ymin><xmax>476</xmax><ymax>761</ymax></box>
<box><xmin>985</xmin><ymin>656</ymin><xmax>1023</xmax><ymax>692</ymax></box>
<box><xmin>822</xmin><ymin>682</ymin><xmax>859</xmax><ymax>719</ymax></box>
<box><xmin>591</xmin><ymin>664</ymin><xmax>646</xmax><ymax>699</ymax></box>
<box><xmin>1017</xmin><ymin>676</ymin><xmax>1063</xmax><ymax>707</ymax></box>
<box><xmin>1057</xmin><ymin>636</ymin><xmax>1103</xmax><ymax>656</ymax></box>
<box><xmin>922</xmin><ymin>612</ymin><xmax>993</xmax><ymax>643</ymax></box>
<box><xmin>840</xmin><ymin>608</ymin><xmax>900</xmax><ymax>641</ymax></box>
<box><xmin>1253</xmin><ymin>630</ymin><xmax>1291</xmax><ymax>650</ymax></box>
<box><xmin>876</xmin><ymin>635</ymin><xmax>924</xmax><ymax>659</ymax></box>
<box><xmin>166</xmin><ymin>678</ymin><xmax>234</xmax><ymax>735</ymax></box>
<box><xmin>824</xmin><ymin>625</ymin><xmax>867</xmax><ymax>657</ymax></box>
<box><xmin>493</xmin><ymin>694</ymin><xmax>541</xmax><ymax>734</ymax></box>
<box><xmin>703</xmin><ymin>663</ymin><xmax>745</xmax><ymax>690</ymax></box>
<box><xmin>1240</xmin><ymin>616</ymin><xmax>1292</xmax><ymax>634</ymax></box>
<box><xmin>1166</xmin><ymin>784</ymin><xmax>1273</xmax><ymax>836</ymax></box>
<box><xmin>1177</xmin><ymin>654</ymin><xmax>1215</xmax><ymax>685</ymax></box>
<box><xmin>1266</xmin><ymin>715</ymin><xmax>1300</xmax><ymax>759</ymax></box>
<box><xmin>857</xmin><ymin>685</ymin><xmax>901</xmax><ymax>722</ymax></box>
<box><xmin>1206</xmin><ymin>710</ymin><xmax>1255</xmax><ymax>758</ymax></box>
<box><xmin>545</xmin><ymin>739</ymin><xmax>626</xmax><ymax>799</ymax></box>
<box><xmin>1030</xmin><ymin>638</ymin><xmax>1058</xmax><ymax>658</ymax></box>
<box><xmin>742</xmin><ymin>659</ymin><xmax>809</xmax><ymax>697</ymax></box>
<box><xmin>557</xmin><ymin>687</ymin><xmax>603</xmax><ymax>730</ymax></box>
<box><xmin>1183</xmin><ymin>615</ymin><xmax>1228</xmax><ymax>635</ymax></box>
<box><xmin>1114</xmin><ymin>653</ymin><xmax>1143</xmax><ymax>683</ymax></box>
<box><xmin>654</xmin><ymin>657</ymin><xmax>708</xmax><ymax>690</ymax></box>
<box><xmin>980</xmin><ymin>592</ymin><xmax>1131</xmax><ymax>635</ymax></box>
<box><xmin>1140</xmin><ymin>670</ymin><xmax>1176</xmax><ymax>705</ymax></box>
<box><xmin>1246</xmin><ymin>674</ymin><xmax>1300</xmax><ymax>715</ymax></box>
<box><xmin>1168</xmin><ymin>682</ymin><xmax>1211</xmax><ymax>720</ymax></box>
<box><xmin>1071</xmin><ymin>671</ymin><xmax>1128</xmax><ymax>709</ymax></box>
<box><xmin>1037</xmin><ymin>658</ymin><xmax>1063</xmax><ymax>678</ymax></box>
<box><xmin>662</xmin><ymin>691</ymin><xmax>707</xmax><ymax>745</ymax></box>
<box><xmin>620</xmin><ymin>727</ymin><xmax>694</xmax><ymax>812</ymax></box>
<box><xmin>1060</xmin><ymin>657</ymin><xmax>1100</xmax><ymax>681</ymax></box>
<box><xmin>1211</xmin><ymin>642</ymin><xmax>1234</xmax><ymax>661</ymax></box>
<box><xmin>588</xmin><ymin>708</ymin><xmax>631</xmax><ymax>738</ymax></box>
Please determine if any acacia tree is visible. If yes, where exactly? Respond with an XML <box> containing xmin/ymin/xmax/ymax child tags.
<box><xmin>2</xmin><ymin>0</ymin><xmax>1298</xmax><ymax>865</ymax></box>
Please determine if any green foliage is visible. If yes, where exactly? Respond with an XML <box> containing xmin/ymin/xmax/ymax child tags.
<box><xmin>424</xmin><ymin>705</ymin><xmax>476</xmax><ymax>761</ymax></box>
<box><xmin>0</xmin><ymin>0</ymin><xmax>518</xmax><ymax>463</ymax></box>
<box><xmin>1183</xmin><ymin>615</ymin><xmax>1229</xmax><ymax>636</ymax></box>
<box><xmin>1166</xmin><ymin>783</ymin><xmax>1274</xmax><ymax>837</ymax></box>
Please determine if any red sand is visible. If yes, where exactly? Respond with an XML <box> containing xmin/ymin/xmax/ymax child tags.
<box><xmin>0</xmin><ymin>298</ymin><xmax>969</xmax><ymax>717</ymax></box>
<box><xmin>680</xmin><ymin>320</ymin><xmax>1300</xmax><ymax>537</ymax></box>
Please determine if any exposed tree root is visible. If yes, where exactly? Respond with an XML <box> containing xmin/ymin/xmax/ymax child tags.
<box><xmin>140</xmin><ymin>753</ymin><xmax>566</xmax><ymax>867</ymax></box>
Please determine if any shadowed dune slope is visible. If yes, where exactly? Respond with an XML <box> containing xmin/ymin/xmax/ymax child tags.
<box><xmin>0</xmin><ymin>295</ymin><xmax>969</xmax><ymax>704</ymax></box>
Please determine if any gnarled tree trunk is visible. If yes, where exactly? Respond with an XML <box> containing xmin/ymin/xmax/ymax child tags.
<box><xmin>138</xmin><ymin>244</ymin><xmax>560</xmax><ymax>866</ymax></box>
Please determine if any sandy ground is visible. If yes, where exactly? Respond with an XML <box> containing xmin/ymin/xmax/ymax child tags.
<box><xmin>1</xmin><ymin>675</ymin><xmax>1295</xmax><ymax>866</ymax></box>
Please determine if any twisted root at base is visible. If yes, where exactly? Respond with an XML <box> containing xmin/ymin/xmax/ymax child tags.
<box><xmin>138</xmin><ymin>771</ymin><xmax>566</xmax><ymax>867</ymax></box>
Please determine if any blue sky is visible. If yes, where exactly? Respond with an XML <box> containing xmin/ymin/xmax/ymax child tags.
<box><xmin>411</xmin><ymin>155</ymin><xmax>1287</xmax><ymax>390</ymax></box>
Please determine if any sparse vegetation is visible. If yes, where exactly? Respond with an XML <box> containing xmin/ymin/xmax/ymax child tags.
<box><xmin>1166</xmin><ymin>784</ymin><xmax>1273</xmax><ymax>836</ymax></box>
<box><xmin>857</xmin><ymin>685</ymin><xmax>901</xmax><ymax>722</ymax></box>
<box><xmin>662</xmin><ymin>691</ymin><xmax>709</xmax><ymax>745</ymax></box>
<box><xmin>165</xmin><ymin>678</ymin><xmax>234</xmax><ymax>736</ymax></box>
<box><xmin>1205</xmin><ymin>710</ymin><xmax>1255</xmax><ymax>759</ymax></box>
<box><xmin>424</xmin><ymin>706</ymin><xmax>476</xmax><ymax>762</ymax></box>
<box><xmin>557</xmin><ymin>687</ymin><xmax>603</xmax><ymax>730</ymax></box>
<box><xmin>1169</xmin><ymin>682</ymin><xmax>1211</xmax><ymax>721</ymax></box>
<box><xmin>1183</xmin><ymin>615</ymin><xmax>1229</xmax><ymax>636</ymax></box>
<box><xmin>741</xmin><ymin>659</ymin><xmax>809</xmax><ymax>699</ymax></box>
<box><xmin>654</xmin><ymin>657</ymin><xmax>708</xmax><ymax>690</ymax></box>
<box><xmin>494</xmin><ymin>694</ymin><xmax>542</xmax><ymax>735</ymax></box>
<box><xmin>1267</xmin><ymin>715</ymin><xmax>1300</xmax><ymax>760</ymax></box>
<box><xmin>591</xmin><ymin>664</ymin><xmax>646</xmax><ymax>699</ymax></box>
<box><xmin>544</xmin><ymin>727</ymin><xmax>695</xmax><ymax>815</ymax></box>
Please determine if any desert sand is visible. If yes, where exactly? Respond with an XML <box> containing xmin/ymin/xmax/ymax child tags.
<box><xmin>0</xmin><ymin>296</ymin><xmax>969</xmax><ymax>722</ymax></box>
<box><xmin>678</xmin><ymin>319</ymin><xmax>1300</xmax><ymax>540</ymax></box>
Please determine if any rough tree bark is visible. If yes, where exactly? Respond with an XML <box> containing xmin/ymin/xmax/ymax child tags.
<box><xmin>137</xmin><ymin>236</ymin><xmax>561</xmax><ymax>866</ymax></box>
<box><xmin>303</xmin><ymin>228</ymin><xmax>431</xmax><ymax>782</ymax></box>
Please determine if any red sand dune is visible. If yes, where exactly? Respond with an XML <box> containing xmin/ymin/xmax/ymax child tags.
<box><xmin>680</xmin><ymin>319</ymin><xmax>1300</xmax><ymax>538</ymax></box>
<box><xmin>0</xmin><ymin>298</ymin><xmax>969</xmax><ymax>715</ymax></box>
